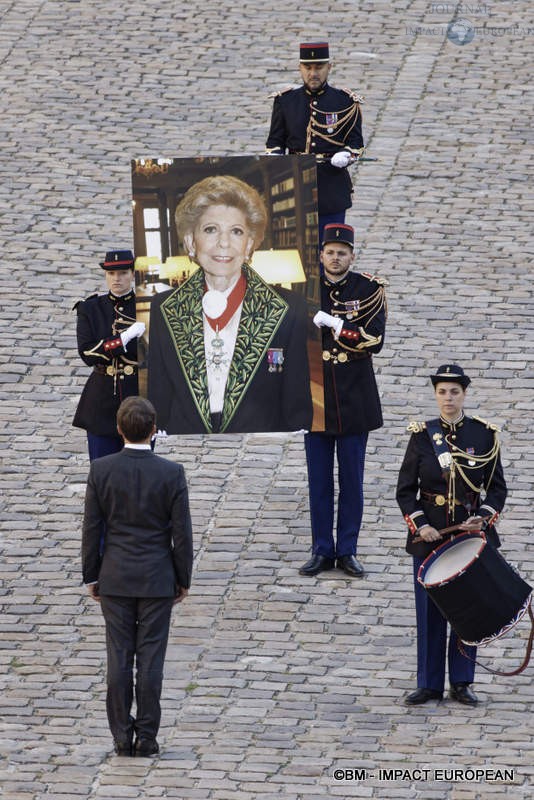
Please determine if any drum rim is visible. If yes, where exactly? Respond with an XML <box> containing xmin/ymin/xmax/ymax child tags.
<box><xmin>417</xmin><ymin>532</ymin><xmax>486</xmax><ymax>588</ymax></box>
<box><xmin>460</xmin><ymin>593</ymin><xmax>533</xmax><ymax>647</ymax></box>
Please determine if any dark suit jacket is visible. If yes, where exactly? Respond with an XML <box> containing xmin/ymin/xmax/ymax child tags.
<box><xmin>147</xmin><ymin>265</ymin><xmax>313</xmax><ymax>434</ymax></box>
<box><xmin>82</xmin><ymin>448</ymin><xmax>193</xmax><ymax>596</ymax></box>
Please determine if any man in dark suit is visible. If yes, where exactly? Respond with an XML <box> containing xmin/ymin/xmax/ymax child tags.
<box><xmin>266</xmin><ymin>42</ymin><xmax>364</xmax><ymax>244</ymax></box>
<box><xmin>299</xmin><ymin>224</ymin><xmax>387</xmax><ymax>577</ymax></box>
<box><xmin>82</xmin><ymin>396</ymin><xmax>193</xmax><ymax>756</ymax></box>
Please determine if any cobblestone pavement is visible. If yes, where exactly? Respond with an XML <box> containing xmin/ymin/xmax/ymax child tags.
<box><xmin>1</xmin><ymin>1</ymin><xmax>533</xmax><ymax>798</ymax></box>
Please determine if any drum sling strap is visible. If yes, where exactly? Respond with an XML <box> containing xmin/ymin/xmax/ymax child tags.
<box><xmin>457</xmin><ymin>602</ymin><xmax>534</xmax><ymax>677</ymax></box>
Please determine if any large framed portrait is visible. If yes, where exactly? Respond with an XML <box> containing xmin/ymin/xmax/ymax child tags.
<box><xmin>131</xmin><ymin>155</ymin><xmax>325</xmax><ymax>433</ymax></box>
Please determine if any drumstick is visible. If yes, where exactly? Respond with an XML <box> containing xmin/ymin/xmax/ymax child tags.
<box><xmin>412</xmin><ymin>522</ymin><xmax>483</xmax><ymax>545</ymax></box>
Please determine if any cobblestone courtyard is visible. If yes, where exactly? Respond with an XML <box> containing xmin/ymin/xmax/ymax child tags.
<box><xmin>0</xmin><ymin>1</ymin><xmax>533</xmax><ymax>798</ymax></box>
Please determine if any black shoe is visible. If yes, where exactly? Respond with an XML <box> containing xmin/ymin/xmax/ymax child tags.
<box><xmin>134</xmin><ymin>739</ymin><xmax>159</xmax><ymax>757</ymax></box>
<box><xmin>113</xmin><ymin>740</ymin><xmax>133</xmax><ymax>756</ymax></box>
<box><xmin>450</xmin><ymin>683</ymin><xmax>478</xmax><ymax>706</ymax></box>
<box><xmin>298</xmin><ymin>554</ymin><xmax>335</xmax><ymax>576</ymax></box>
<box><xmin>404</xmin><ymin>688</ymin><xmax>443</xmax><ymax>705</ymax></box>
<box><xmin>337</xmin><ymin>555</ymin><xmax>364</xmax><ymax>577</ymax></box>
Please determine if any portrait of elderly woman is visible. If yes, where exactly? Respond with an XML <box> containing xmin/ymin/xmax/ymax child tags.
<box><xmin>147</xmin><ymin>175</ymin><xmax>313</xmax><ymax>434</ymax></box>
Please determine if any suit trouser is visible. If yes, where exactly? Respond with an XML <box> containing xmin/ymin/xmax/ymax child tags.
<box><xmin>305</xmin><ymin>431</ymin><xmax>368</xmax><ymax>559</ymax></box>
<box><xmin>412</xmin><ymin>558</ymin><xmax>476</xmax><ymax>691</ymax></box>
<box><xmin>100</xmin><ymin>595</ymin><xmax>174</xmax><ymax>744</ymax></box>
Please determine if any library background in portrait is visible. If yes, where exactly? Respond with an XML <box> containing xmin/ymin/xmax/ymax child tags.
<box><xmin>131</xmin><ymin>155</ymin><xmax>325</xmax><ymax>432</ymax></box>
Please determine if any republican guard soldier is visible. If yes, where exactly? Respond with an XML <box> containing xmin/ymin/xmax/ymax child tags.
<box><xmin>300</xmin><ymin>223</ymin><xmax>387</xmax><ymax>577</ymax></box>
<box><xmin>396</xmin><ymin>365</ymin><xmax>507</xmax><ymax>706</ymax></box>
<box><xmin>265</xmin><ymin>41</ymin><xmax>364</xmax><ymax>243</ymax></box>
<box><xmin>73</xmin><ymin>250</ymin><xmax>145</xmax><ymax>460</ymax></box>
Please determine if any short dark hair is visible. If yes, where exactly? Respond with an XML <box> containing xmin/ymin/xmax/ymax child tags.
<box><xmin>117</xmin><ymin>396</ymin><xmax>156</xmax><ymax>442</ymax></box>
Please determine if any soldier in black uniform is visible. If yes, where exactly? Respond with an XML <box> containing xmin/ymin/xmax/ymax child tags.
<box><xmin>396</xmin><ymin>365</ymin><xmax>507</xmax><ymax>706</ymax></box>
<box><xmin>73</xmin><ymin>250</ymin><xmax>145</xmax><ymax>460</ymax></box>
<box><xmin>265</xmin><ymin>42</ymin><xmax>364</xmax><ymax>243</ymax></box>
<box><xmin>299</xmin><ymin>223</ymin><xmax>387</xmax><ymax>578</ymax></box>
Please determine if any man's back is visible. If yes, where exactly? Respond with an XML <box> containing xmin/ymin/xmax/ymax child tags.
<box><xmin>82</xmin><ymin>448</ymin><xmax>193</xmax><ymax>597</ymax></box>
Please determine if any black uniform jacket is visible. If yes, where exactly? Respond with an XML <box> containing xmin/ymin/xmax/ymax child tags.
<box><xmin>147</xmin><ymin>264</ymin><xmax>313</xmax><ymax>434</ymax></box>
<box><xmin>266</xmin><ymin>83</ymin><xmax>364</xmax><ymax>214</ymax></box>
<box><xmin>396</xmin><ymin>415</ymin><xmax>507</xmax><ymax>558</ymax></box>
<box><xmin>73</xmin><ymin>290</ymin><xmax>138</xmax><ymax>437</ymax></box>
<box><xmin>82</xmin><ymin>448</ymin><xmax>193</xmax><ymax>596</ymax></box>
<box><xmin>321</xmin><ymin>270</ymin><xmax>386</xmax><ymax>435</ymax></box>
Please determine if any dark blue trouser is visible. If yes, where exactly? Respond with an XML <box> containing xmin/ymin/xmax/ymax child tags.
<box><xmin>412</xmin><ymin>557</ymin><xmax>476</xmax><ymax>691</ymax></box>
<box><xmin>87</xmin><ymin>433</ymin><xmax>156</xmax><ymax>462</ymax></box>
<box><xmin>305</xmin><ymin>431</ymin><xmax>368</xmax><ymax>559</ymax></box>
<box><xmin>87</xmin><ymin>433</ymin><xmax>123</xmax><ymax>461</ymax></box>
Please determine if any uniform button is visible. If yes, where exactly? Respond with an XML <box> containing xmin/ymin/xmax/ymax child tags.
<box><xmin>311</xmin><ymin>142</ymin><xmax>316</xmax><ymax>147</ymax></box>
<box><xmin>118</xmin><ymin>307</ymin><xmax>124</xmax><ymax>311</ymax></box>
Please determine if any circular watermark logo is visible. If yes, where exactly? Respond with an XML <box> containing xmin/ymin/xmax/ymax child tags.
<box><xmin>447</xmin><ymin>18</ymin><xmax>475</xmax><ymax>45</ymax></box>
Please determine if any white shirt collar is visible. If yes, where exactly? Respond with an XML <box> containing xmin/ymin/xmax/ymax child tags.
<box><xmin>124</xmin><ymin>443</ymin><xmax>151</xmax><ymax>450</ymax></box>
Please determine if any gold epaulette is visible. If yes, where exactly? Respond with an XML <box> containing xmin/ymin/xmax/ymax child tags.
<box><xmin>268</xmin><ymin>85</ymin><xmax>297</xmax><ymax>99</ymax></box>
<box><xmin>341</xmin><ymin>88</ymin><xmax>365</xmax><ymax>104</ymax></box>
<box><xmin>360</xmin><ymin>271</ymin><xmax>389</xmax><ymax>287</ymax></box>
<box><xmin>407</xmin><ymin>420</ymin><xmax>426</xmax><ymax>433</ymax></box>
<box><xmin>472</xmin><ymin>415</ymin><xmax>501</xmax><ymax>433</ymax></box>
<box><xmin>73</xmin><ymin>293</ymin><xmax>97</xmax><ymax>311</ymax></box>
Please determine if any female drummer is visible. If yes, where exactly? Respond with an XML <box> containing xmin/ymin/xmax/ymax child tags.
<box><xmin>396</xmin><ymin>364</ymin><xmax>507</xmax><ymax>706</ymax></box>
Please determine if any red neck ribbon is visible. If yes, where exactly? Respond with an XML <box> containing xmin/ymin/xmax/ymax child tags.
<box><xmin>204</xmin><ymin>273</ymin><xmax>247</xmax><ymax>331</ymax></box>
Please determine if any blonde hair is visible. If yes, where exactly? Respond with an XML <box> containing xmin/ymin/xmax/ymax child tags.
<box><xmin>175</xmin><ymin>175</ymin><xmax>267</xmax><ymax>250</ymax></box>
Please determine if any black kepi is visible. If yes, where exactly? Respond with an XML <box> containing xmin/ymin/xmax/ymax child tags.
<box><xmin>300</xmin><ymin>42</ymin><xmax>329</xmax><ymax>62</ymax></box>
<box><xmin>430</xmin><ymin>364</ymin><xmax>471</xmax><ymax>388</ymax></box>
<box><xmin>100</xmin><ymin>250</ymin><xmax>135</xmax><ymax>271</ymax></box>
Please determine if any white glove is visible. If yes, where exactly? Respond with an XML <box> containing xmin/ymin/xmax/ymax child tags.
<box><xmin>313</xmin><ymin>310</ymin><xmax>343</xmax><ymax>338</ymax></box>
<box><xmin>151</xmin><ymin>429</ymin><xmax>168</xmax><ymax>441</ymax></box>
<box><xmin>120</xmin><ymin>321</ymin><xmax>146</xmax><ymax>348</ymax></box>
<box><xmin>330</xmin><ymin>151</ymin><xmax>352</xmax><ymax>168</ymax></box>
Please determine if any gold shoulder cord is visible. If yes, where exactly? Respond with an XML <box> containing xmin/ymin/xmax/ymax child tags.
<box><xmin>330</xmin><ymin>284</ymin><xmax>387</xmax><ymax>352</ymax></box>
<box><xmin>445</xmin><ymin>430</ymin><xmax>501</xmax><ymax>512</ymax></box>
<box><xmin>305</xmin><ymin>102</ymin><xmax>361</xmax><ymax>151</ymax></box>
